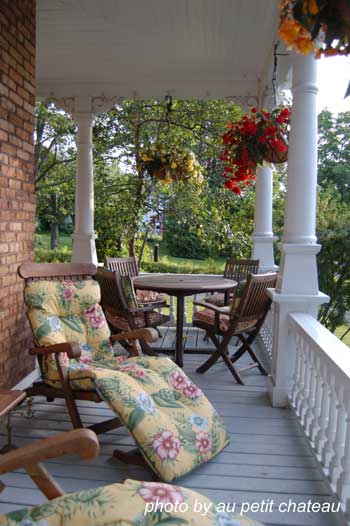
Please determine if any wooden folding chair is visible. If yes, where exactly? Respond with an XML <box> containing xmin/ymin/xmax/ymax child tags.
<box><xmin>96</xmin><ymin>267</ymin><xmax>169</xmax><ymax>355</ymax></box>
<box><xmin>193</xmin><ymin>273</ymin><xmax>277</xmax><ymax>384</ymax></box>
<box><xmin>105</xmin><ymin>256</ymin><xmax>167</xmax><ymax>307</ymax></box>
<box><xmin>18</xmin><ymin>263</ymin><xmax>157</xmax><ymax>434</ymax></box>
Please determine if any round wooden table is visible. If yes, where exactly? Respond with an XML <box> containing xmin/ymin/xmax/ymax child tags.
<box><xmin>133</xmin><ymin>274</ymin><xmax>237</xmax><ymax>367</ymax></box>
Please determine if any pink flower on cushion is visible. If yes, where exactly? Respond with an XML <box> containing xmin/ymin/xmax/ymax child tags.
<box><xmin>131</xmin><ymin>368</ymin><xmax>147</xmax><ymax>378</ymax></box>
<box><xmin>139</xmin><ymin>482</ymin><xmax>183</xmax><ymax>504</ymax></box>
<box><xmin>118</xmin><ymin>363</ymin><xmax>138</xmax><ymax>372</ymax></box>
<box><xmin>183</xmin><ymin>382</ymin><xmax>203</xmax><ymax>399</ymax></box>
<box><xmin>169</xmin><ymin>370</ymin><xmax>190</xmax><ymax>390</ymax></box>
<box><xmin>195</xmin><ymin>431</ymin><xmax>212</xmax><ymax>454</ymax></box>
<box><xmin>63</xmin><ymin>287</ymin><xmax>74</xmax><ymax>301</ymax></box>
<box><xmin>80</xmin><ymin>354</ymin><xmax>93</xmax><ymax>364</ymax></box>
<box><xmin>84</xmin><ymin>305</ymin><xmax>99</xmax><ymax>318</ymax></box>
<box><xmin>152</xmin><ymin>430</ymin><xmax>181</xmax><ymax>460</ymax></box>
<box><xmin>115</xmin><ymin>356</ymin><xmax>128</xmax><ymax>363</ymax></box>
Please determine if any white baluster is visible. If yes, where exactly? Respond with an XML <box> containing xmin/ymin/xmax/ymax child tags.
<box><xmin>300</xmin><ymin>341</ymin><xmax>311</xmax><ymax>428</ymax></box>
<box><xmin>329</xmin><ymin>386</ymin><xmax>346</xmax><ymax>490</ymax></box>
<box><xmin>322</xmin><ymin>373</ymin><xmax>338</xmax><ymax>472</ymax></box>
<box><xmin>169</xmin><ymin>295</ymin><xmax>175</xmax><ymax>323</ymax></box>
<box><xmin>295</xmin><ymin>334</ymin><xmax>306</xmax><ymax>418</ymax></box>
<box><xmin>304</xmin><ymin>348</ymin><xmax>317</xmax><ymax>439</ymax></box>
<box><xmin>314</xmin><ymin>362</ymin><xmax>330</xmax><ymax>457</ymax></box>
<box><xmin>338</xmin><ymin>394</ymin><xmax>350</xmax><ymax>511</ymax></box>
<box><xmin>290</xmin><ymin>332</ymin><xmax>301</xmax><ymax>410</ymax></box>
<box><xmin>192</xmin><ymin>294</ymin><xmax>198</xmax><ymax>314</ymax></box>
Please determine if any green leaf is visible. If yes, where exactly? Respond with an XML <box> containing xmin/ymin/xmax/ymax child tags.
<box><xmin>128</xmin><ymin>407</ymin><xmax>145</xmax><ymax>431</ymax></box>
<box><xmin>157</xmin><ymin>518</ymin><xmax>189</xmax><ymax>525</ymax></box>
<box><xmin>36</xmin><ymin>323</ymin><xmax>51</xmax><ymax>341</ymax></box>
<box><xmin>152</xmin><ymin>389</ymin><xmax>182</xmax><ymax>408</ymax></box>
<box><xmin>61</xmin><ymin>316</ymin><xmax>84</xmax><ymax>334</ymax></box>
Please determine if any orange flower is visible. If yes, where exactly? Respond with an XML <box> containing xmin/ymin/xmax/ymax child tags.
<box><xmin>307</xmin><ymin>0</ymin><xmax>319</xmax><ymax>15</ymax></box>
<box><xmin>279</xmin><ymin>18</ymin><xmax>300</xmax><ymax>46</ymax></box>
<box><xmin>295</xmin><ymin>35</ymin><xmax>315</xmax><ymax>54</ymax></box>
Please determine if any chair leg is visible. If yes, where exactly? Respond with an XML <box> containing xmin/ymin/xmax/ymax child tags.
<box><xmin>231</xmin><ymin>333</ymin><xmax>267</xmax><ymax>376</ymax></box>
<box><xmin>196</xmin><ymin>348</ymin><xmax>222</xmax><ymax>373</ymax></box>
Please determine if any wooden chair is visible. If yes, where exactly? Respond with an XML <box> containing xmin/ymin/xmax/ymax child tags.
<box><xmin>96</xmin><ymin>267</ymin><xmax>170</xmax><ymax>354</ymax></box>
<box><xmin>18</xmin><ymin>263</ymin><xmax>158</xmax><ymax>434</ymax></box>
<box><xmin>193</xmin><ymin>273</ymin><xmax>277</xmax><ymax>384</ymax></box>
<box><xmin>0</xmin><ymin>428</ymin><xmax>99</xmax><ymax>500</ymax></box>
<box><xmin>105</xmin><ymin>256</ymin><xmax>167</xmax><ymax>307</ymax></box>
<box><xmin>204</xmin><ymin>258</ymin><xmax>259</xmax><ymax>307</ymax></box>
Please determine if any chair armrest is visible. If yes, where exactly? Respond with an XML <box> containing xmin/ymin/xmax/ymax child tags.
<box><xmin>0</xmin><ymin>429</ymin><xmax>99</xmax><ymax>475</ymax></box>
<box><xmin>129</xmin><ymin>304</ymin><xmax>159</xmax><ymax>314</ymax></box>
<box><xmin>110</xmin><ymin>328</ymin><xmax>158</xmax><ymax>343</ymax></box>
<box><xmin>138</xmin><ymin>300</ymin><xmax>168</xmax><ymax>308</ymax></box>
<box><xmin>193</xmin><ymin>301</ymin><xmax>231</xmax><ymax>315</ymax></box>
<box><xmin>30</xmin><ymin>342</ymin><xmax>81</xmax><ymax>359</ymax></box>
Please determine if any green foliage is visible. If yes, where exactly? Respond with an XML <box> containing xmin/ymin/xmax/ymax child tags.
<box><xmin>35</xmin><ymin>247</ymin><xmax>72</xmax><ymax>263</ymax></box>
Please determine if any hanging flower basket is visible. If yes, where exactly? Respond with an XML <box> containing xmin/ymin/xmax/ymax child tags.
<box><xmin>220</xmin><ymin>107</ymin><xmax>290</xmax><ymax>194</ymax></box>
<box><xmin>140</xmin><ymin>146</ymin><xmax>203</xmax><ymax>185</ymax></box>
<box><xmin>279</xmin><ymin>0</ymin><xmax>350</xmax><ymax>57</ymax></box>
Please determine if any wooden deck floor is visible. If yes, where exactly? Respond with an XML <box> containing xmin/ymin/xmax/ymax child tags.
<box><xmin>0</xmin><ymin>329</ymin><xmax>345</xmax><ymax>526</ymax></box>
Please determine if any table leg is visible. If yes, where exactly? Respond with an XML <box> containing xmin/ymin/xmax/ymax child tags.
<box><xmin>175</xmin><ymin>295</ymin><xmax>185</xmax><ymax>367</ymax></box>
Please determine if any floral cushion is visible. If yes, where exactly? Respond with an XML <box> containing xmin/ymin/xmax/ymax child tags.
<box><xmin>193</xmin><ymin>309</ymin><xmax>257</xmax><ymax>333</ymax></box>
<box><xmin>121</xmin><ymin>275</ymin><xmax>138</xmax><ymax>309</ymax></box>
<box><xmin>0</xmin><ymin>479</ymin><xmax>263</xmax><ymax>526</ymax></box>
<box><xmin>75</xmin><ymin>355</ymin><xmax>230</xmax><ymax>481</ymax></box>
<box><xmin>136</xmin><ymin>289</ymin><xmax>166</xmax><ymax>304</ymax></box>
<box><xmin>24</xmin><ymin>279</ymin><xmax>114</xmax><ymax>388</ymax></box>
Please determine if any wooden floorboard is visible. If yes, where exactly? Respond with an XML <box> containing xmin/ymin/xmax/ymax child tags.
<box><xmin>0</xmin><ymin>343</ymin><xmax>346</xmax><ymax>526</ymax></box>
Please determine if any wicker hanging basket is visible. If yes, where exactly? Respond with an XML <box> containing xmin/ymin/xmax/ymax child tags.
<box><xmin>261</xmin><ymin>147</ymin><xmax>288</xmax><ymax>164</ymax></box>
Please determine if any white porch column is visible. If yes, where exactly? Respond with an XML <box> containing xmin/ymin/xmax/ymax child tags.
<box><xmin>71</xmin><ymin>104</ymin><xmax>97</xmax><ymax>264</ymax></box>
<box><xmin>252</xmin><ymin>164</ymin><xmax>277</xmax><ymax>272</ymax></box>
<box><xmin>268</xmin><ymin>54</ymin><xmax>329</xmax><ymax>407</ymax></box>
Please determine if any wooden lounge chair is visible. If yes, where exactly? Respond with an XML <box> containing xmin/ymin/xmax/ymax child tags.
<box><xmin>193</xmin><ymin>273</ymin><xmax>277</xmax><ymax>384</ymax></box>
<box><xmin>204</xmin><ymin>258</ymin><xmax>259</xmax><ymax>307</ymax></box>
<box><xmin>0</xmin><ymin>429</ymin><xmax>263</xmax><ymax>526</ymax></box>
<box><xmin>96</xmin><ymin>267</ymin><xmax>170</xmax><ymax>354</ymax></box>
<box><xmin>105</xmin><ymin>256</ymin><xmax>167</xmax><ymax>306</ymax></box>
<box><xmin>18</xmin><ymin>263</ymin><xmax>157</xmax><ymax>434</ymax></box>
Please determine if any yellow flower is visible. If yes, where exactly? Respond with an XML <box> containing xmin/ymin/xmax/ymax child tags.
<box><xmin>279</xmin><ymin>18</ymin><xmax>301</xmax><ymax>47</ymax></box>
<box><xmin>170</xmin><ymin>161</ymin><xmax>177</xmax><ymax>169</ymax></box>
<box><xmin>141</xmin><ymin>154</ymin><xmax>153</xmax><ymax>162</ymax></box>
<box><xmin>296</xmin><ymin>35</ymin><xmax>315</xmax><ymax>54</ymax></box>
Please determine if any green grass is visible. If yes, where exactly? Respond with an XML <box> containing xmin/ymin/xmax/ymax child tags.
<box><xmin>334</xmin><ymin>325</ymin><xmax>350</xmax><ymax>347</ymax></box>
<box><xmin>35</xmin><ymin>232</ymin><xmax>72</xmax><ymax>249</ymax></box>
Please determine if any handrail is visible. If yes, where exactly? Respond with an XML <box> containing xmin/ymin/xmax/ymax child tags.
<box><xmin>288</xmin><ymin>312</ymin><xmax>350</xmax><ymax>516</ymax></box>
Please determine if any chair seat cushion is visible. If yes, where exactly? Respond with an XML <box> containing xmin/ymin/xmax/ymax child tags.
<box><xmin>0</xmin><ymin>478</ymin><xmax>263</xmax><ymax>525</ymax></box>
<box><xmin>106</xmin><ymin>310</ymin><xmax>169</xmax><ymax>332</ymax></box>
<box><xmin>194</xmin><ymin>309</ymin><xmax>258</xmax><ymax>333</ymax></box>
<box><xmin>137</xmin><ymin>289</ymin><xmax>166</xmax><ymax>304</ymax></box>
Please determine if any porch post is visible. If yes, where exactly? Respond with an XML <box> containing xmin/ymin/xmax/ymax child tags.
<box><xmin>268</xmin><ymin>54</ymin><xmax>329</xmax><ymax>407</ymax></box>
<box><xmin>252</xmin><ymin>164</ymin><xmax>277</xmax><ymax>272</ymax></box>
<box><xmin>72</xmin><ymin>103</ymin><xmax>97</xmax><ymax>264</ymax></box>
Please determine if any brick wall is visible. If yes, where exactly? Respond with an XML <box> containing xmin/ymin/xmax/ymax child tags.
<box><xmin>0</xmin><ymin>0</ymin><xmax>36</xmax><ymax>386</ymax></box>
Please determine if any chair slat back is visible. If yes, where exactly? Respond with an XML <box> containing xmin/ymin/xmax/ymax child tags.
<box><xmin>235</xmin><ymin>273</ymin><xmax>277</xmax><ymax>321</ymax></box>
<box><xmin>224</xmin><ymin>258</ymin><xmax>259</xmax><ymax>282</ymax></box>
<box><xmin>96</xmin><ymin>267</ymin><xmax>128</xmax><ymax>314</ymax></box>
<box><xmin>105</xmin><ymin>257</ymin><xmax>139</xmax><ymax>277</ymax></box>
<box><xmin>18</xmin><ymin>263</ymin><xmax>97</xmax><ymax>282</ymax></box>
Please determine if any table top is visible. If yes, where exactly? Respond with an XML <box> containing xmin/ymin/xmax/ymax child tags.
<box><xmin>0</xmin><ymin>389</ymin><xmax>25</xmax><ymax>418</ymax></box>
<box><xmin>133</xmin><ymin>274</ymin><xmax>237</xmax><ymax>296</ymax></box>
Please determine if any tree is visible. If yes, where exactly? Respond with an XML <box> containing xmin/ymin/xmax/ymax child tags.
<box><xmin>35</xmin><ymin>102</ymin><xmax>76</xmax><ymax>248</ymax></box>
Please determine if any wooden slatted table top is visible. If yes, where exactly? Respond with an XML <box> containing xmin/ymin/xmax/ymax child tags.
<box><xmin>133</xmin><ymin>274</ymin><xmax>237</xmax><ymax>296</ymax></box>
<box><xmin>0</xmin><ymin>390</ymin><xmax>26</xmax><ymax>418</ymax></box>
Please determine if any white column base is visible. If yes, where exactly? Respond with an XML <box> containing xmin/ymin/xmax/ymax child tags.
<box><xmin>268</xmin><ymin>289</ymin><xmax>329</xmax><ymax>407</ymax></box>
<box><xmin>252</xmin><ymin>234</ymin><xmax>278</xmax><ymax>273</ymax></box>
<box><xmin>276</xmin><ymin>243</ymin><xmax>321</xmax><ymax>294</ymax></box>
<box><xmin>71</xmin><ymin>232</ymin><xmax>98</xmax><ymax>264</ymax></box>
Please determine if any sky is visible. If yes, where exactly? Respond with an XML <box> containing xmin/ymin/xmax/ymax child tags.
<box><xmin>317</xmin><ymin>55</ymin><xmax>350</xmax><ymax>114</ymax></box>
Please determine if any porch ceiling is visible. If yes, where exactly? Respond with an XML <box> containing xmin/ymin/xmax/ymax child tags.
<box><xmin>36</xmin><ymin>0</ymin><xmax>289</xmax><ymax>102</ymax></box>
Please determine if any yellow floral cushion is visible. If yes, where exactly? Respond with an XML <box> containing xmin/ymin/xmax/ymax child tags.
<box><xmin>24</xmin><ymin>279</ymin><xmax>113</xmax><ymax>387</ymax></box>
<box><xmin>0</xmin><ymin>479</ymin><xmax>263</xmax><ymax>525</ymax></box>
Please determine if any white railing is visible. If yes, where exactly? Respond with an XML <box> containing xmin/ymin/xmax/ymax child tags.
<box><xmin>288</xmin><ymin>312</ymin><xmax>350</xmax><ymax>517</ymax></box>
<box><xmin>258</xmin><ymin>303</ymin><xmax>274</xmax><ymax>366</ymax></box>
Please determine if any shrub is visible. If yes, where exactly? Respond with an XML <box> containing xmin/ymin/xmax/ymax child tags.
<box><xmin>35</xmin><ymin>247</ymin><xmax>72</xmax><ymax>263</ymax></box>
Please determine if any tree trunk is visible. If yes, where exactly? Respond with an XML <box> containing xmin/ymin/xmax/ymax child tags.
<box><xmin>50</xmin><ymin>193</ymin><xmax>59</xmax><ymax>249</ymax></box>
<box><xmin>138</xmin><ymin>227</ymin><xmax>150</xmax><ymax>268</ymax></box>
<box><xmin>128</xmin><ymin>236</ymin><xmax>136</xmax><ymax>259</ymax></box>
<box><xmin>50</xmin><ymin>222</ymin><xmax>59</xmax><ymax>250</ymax></box>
